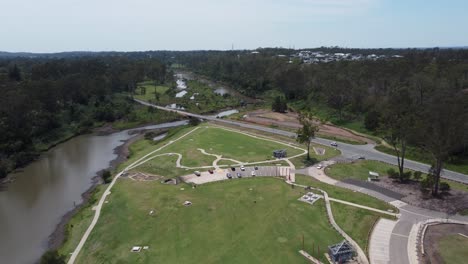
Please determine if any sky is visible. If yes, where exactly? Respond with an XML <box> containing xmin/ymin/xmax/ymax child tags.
<box><xmin>1</xmin><ymin>0</ymin><xmax>467</xmax><ymax>52</ymax></box>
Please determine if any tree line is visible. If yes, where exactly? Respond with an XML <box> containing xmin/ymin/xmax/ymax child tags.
<box><xmin>0</xmin><ymin>56</ymin><xmax>169</xmax><ymax>179</ymax></box>
<box><xmin>174</xmin><ymin>48</ymin><xmax>468</xmax><ymax>196</ymax></box>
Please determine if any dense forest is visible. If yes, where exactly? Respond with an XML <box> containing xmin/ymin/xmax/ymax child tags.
<box><xmin>174</xmin><ymin>48</ymin><xmax>468</xmax><ymax>195</ymax></box>
<box><xmin>0</xmin><ymin>56</ymin><xmax>171</xmax><ymax>179</ymax></box>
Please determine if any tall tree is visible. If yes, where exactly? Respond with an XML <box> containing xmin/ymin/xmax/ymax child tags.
<box><xmin>380</xmin><ymin>86</ymin><xmax>416</xmax><ymax>182</ymax></box>
<box><xmin>296</xmin><ymin>112</ymin><xmax>320</xmax><ymax>160</ymax></box>
<box><xmin>416</xmin><ymin>82</ymin><xmax>468</xmax><ymax>196</ymax></box>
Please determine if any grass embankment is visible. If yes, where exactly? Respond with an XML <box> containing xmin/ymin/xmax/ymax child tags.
<box><xmin>74</xmin><ymin>177</ymin><xmax>342</xmax><ymax>263</ymax></box>
<box><xmin>331</xmin><ymin>203</ymin><xmax>395</xmax><ymax>253</ymax></box>
<box><xmin>375</xmin><ymin>145</ymin><xmax>468</xmax><ymax>175</ymax></box>
<box><xmin>326</xmin><ymin>160</ymin><xmax>468</xmax><ymax>192</ymax></box>
<box><xmin>317</xmin><ymin>133</ymin><xmax>366</xmax><ymax>145</ymax></box>
<box><xmin>290</xmin><ymin>144</ymin><xmax>341</xmax><ymax>169</ymax></box>
<box><xmin>438</xmin><ymin>234</ymin><xmax>468</xmax><ymax>263</ymax></box>
<box><xmin>58</xmin><ymin>185</ymin><xmax>106</xmax><ymax>258</ymax></box>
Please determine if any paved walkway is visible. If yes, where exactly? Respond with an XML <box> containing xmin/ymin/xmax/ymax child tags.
<box><xmin>369</xmin><ymin>219</ymin><xmax>398</xmax><ymax>264</ymax></box>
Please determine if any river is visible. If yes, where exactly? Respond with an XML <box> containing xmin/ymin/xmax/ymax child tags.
<box><xmin>0</xmin><ymin>120</ymin><xmax>187</xmax><ymax>264</ymax></box>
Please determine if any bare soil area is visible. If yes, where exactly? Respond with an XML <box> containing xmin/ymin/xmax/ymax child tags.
<box><xmin>422</xmin><ymin>223</ymin><xmax>468</xmax><ymax>264</ymax></box>
<box><xmin>375</xmin><ymin>176</ymin><xmax>468</xmax><ymax>214</ymax></box>
<box><xmin>242</xmin><ymin>109</ymin><xmax>374</xmax><ymax>144</ymax></box>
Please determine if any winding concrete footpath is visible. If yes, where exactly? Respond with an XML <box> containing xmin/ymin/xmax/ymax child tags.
<box><xmin>67</xmin><ymin>127</ymin><xmax>200</xmax><ymax>264</ymax></box>
<box><xmin>135</xmin><ymin>98</ymin><xmax>468</xmax><ymax>184</ymax></box>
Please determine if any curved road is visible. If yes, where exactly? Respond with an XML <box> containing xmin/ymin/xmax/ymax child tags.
<box><xmin>135</xmin><ymin>99</ymin><xmax>468</xmax><ymax>183</ymax></box>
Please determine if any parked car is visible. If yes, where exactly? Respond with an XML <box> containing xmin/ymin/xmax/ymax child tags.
<box><xmin>231</xmin><ymin>167</ymin><xmax>236</xmax><ymax>171</ymax></box>
<box><xmin>194</xmin><ymin>171</ymin><xmax>201</xmax><ymax>176</ymax></box>
<box><xmin>251</xmin><ymin>171</ymin><xmax>256</xmax><ymax>176</ymax></box>
<box><xmin>358</xmin><ymin>156</ymin><xmax>365</xmax><ymax>160</ymax></box>
<box><xmin>254</xmin><ymin>166</ymin><xmax>259</xmax><ymax>170</ymax></box>
<box><xmin>316</xmin><ymin>165</ymin><xmax>323</xmax><ymax>169</ymax></box>
<box><xmin>236</xmin><ymin>172</ymin><xmax>242</xmax><ymax>178</ymax></box>
<box><xmin>330</xmin><ymin>142</ymin><xmax>338</xmax><ymax>147</ymax></box>
<box><xmin>240</xmin><ymin>165</ymin><xmax>245</xmax><ymax>171</ymax></box>
<box><xmin>226</xmin><ymin>173</ymin><xmax>232</xmax><ymax>179</ymax></box>
<box><xmin>208</xmin><ymin>169</ymin><xmax>214</xmax><ymax>174</ymax></box>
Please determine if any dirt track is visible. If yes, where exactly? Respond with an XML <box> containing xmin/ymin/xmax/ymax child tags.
<box><xmin>242</xmin><ymin>109</ymin><xmax>374</xmax><ymax>144</ymax></box>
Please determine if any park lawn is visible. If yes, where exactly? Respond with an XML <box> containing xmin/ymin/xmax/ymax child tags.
<box><xmin>133</xmin><ymin>154</ymin><xmax>209</xmax><ymax>177</ymax></box>
<box><xmin>325</xmin><ymin>160</ymin><xmax>401</xmax><ymax>181</ymax></box>
<box><xmin>331</xmin><ymin>202</ymin><xmax>395</xmax><ymax>253</ymax></box>
<box><xmin>290</xmin><ymin>143</ymin><xmax>341</xmax><ymax>169</ymax></box>
<box><xmin>162</xmin><ymin>126</ymin><xmax>304</xmax><ymax>167</ymax></box>
<box><xmin>134</xmin><ymin>82</ymin><xmax>170</xmax><ymax>102</ymax></box>
<box><xmin>325</xmin><ymin>160</ymin><xmax>468</xmax><ymax>192</ymax></box>
<box><xmin>438</xmin><ymin>234</ymin><xmax>468</xmax><ymax>263</ymax></box>
<box><xmin>74</xmin><ymin>177</ymin><xmax>343</xmax><ymax>264</ymax></box>
<box><xmin>295</xmin><ymin>175</ymin><xmax>396</xmax><ymax>212</ymax></box>
<box><xmin>59</xmin><ymin>186</ymin><xmax>106</xmax><ymax>260</ymax></box>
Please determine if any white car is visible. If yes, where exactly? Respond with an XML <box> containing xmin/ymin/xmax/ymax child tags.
<box><xmin>316</xmin><ymin>165</ymin><xmax>323</xmax><ymax>169</ymax></box>
<box><xmin>240</xmin><ymin>165</ymin><xmax>245</xmax><ymax>171</ymax></box>
<box><xmin>251</xmin><ymin>171</ymin><xmax>256</xmax><ymax>176</ymax></box>
<box><xmin>330</xmin><ymin>142</ymin><xmax>338</xmax><ymax>147</ymax></box>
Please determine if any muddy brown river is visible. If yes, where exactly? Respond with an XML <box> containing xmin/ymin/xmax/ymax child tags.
<box><xmin>0</xmin><ymin>121</ymin><xmax>187</xmax><ymax>264</ymax></box>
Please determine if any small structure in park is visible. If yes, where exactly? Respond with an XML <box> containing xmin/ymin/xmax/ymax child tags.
<box><xmin>328</xmin><ymin>240</ymin><xmax>354</xmax><ymax>263</ymax></box>
<box><xmin>368</xmin><ymin>171</ymin><xmax>380</xmax><ymax>181</ymax></box>
<box><xmin>273</xmin><ymin>149</ymin><xmax>287</xmax><ymax>158</ymax></box>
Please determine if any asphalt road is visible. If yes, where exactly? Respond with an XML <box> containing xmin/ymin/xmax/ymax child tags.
<box><xmin>134</xmin><ymin>98</ymin><xmax>468</xmax><ymax>184</ymax></box>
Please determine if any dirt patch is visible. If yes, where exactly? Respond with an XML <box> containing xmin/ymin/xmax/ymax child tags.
<box><xmin>241</xmin><ymin>109</ymin><xmax>374</xmax><ymax>144</ymax></box>
<box><xmin>374</xmin><ymin>176</ymin><xmax>468</xmax><ymax>214</ymax></box>
<box><xmin>422</xmin><ymin>223</ymin><xmax>468</xmax><ymax>264</ymax></box>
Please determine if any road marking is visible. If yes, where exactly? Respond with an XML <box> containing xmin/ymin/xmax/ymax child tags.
<box><xmin>392</xmin><ymin>233</ymin><xmax>409</xmax><ymax>238</ymax></box>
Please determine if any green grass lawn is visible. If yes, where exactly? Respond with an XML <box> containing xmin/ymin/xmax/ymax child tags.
<box><xmin>290</xmin><ymin>144</ymin><xmax>340</xmax><ymax>169</ymax></box>
<box><xmin>133</xmin><ymin>154</ymin><xmax>197</xmax><ymax>178</ymax></box>
<box><xmin>74</xmin><ymin>177</ymin><xmax>343</xmax><ymax>264</ymax></box>
<box><xmin>438</xmin><ymin>234</ymin><xmax>468</xmax><ymax>263</ymax></box>
<box><xmin>295</xmin><ymin>175</ymin><xmax>396</xmax><ymax>212</ymax></box>
<box><xmin>325</xmin><ymin>160</ymin><xmax>468</xmax><ymax>192</ymax></box>
<box><xmin>134</xmin><ymin>82</ymin><xmax>170</xmax><ymax>102</ymax></box>
<box><xmin>331</xmin><ymin>202</ymin><xmax>395</xmax><ymax>253</ymax></box>
<box><xmin>161</xmin><ymin>126</ymin><xmax>304</xmax><ymax>167</ymax></box>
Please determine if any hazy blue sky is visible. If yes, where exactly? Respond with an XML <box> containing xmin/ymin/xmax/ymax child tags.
<box><xmin>1</xmin><ymin>0</ymin><xmax>467</xmax><ymax>52</ymax></box>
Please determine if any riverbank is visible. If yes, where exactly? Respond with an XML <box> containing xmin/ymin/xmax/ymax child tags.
<box><xmin>47</xmin><ymin>126</ymin><xmax>170</xmax><ymax>254</ymax></box>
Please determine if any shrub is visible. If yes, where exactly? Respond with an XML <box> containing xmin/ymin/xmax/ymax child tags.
<box><xmin>102</xmin><ymin>170</ymin><xmax>112</xmax><ymax>184</ymax></box>
<box><xmin>40</xmin><ymin>250</ymin><xmax>65</xmax><ymax>264</ymax></box>
<box><xmin>400</xmin><ymin>171</ymin><xmax>412</xmax><ymax>182</ymax></box>
<box><xmin>387</xmin><ymin>168</ymin><xmax>398</xmax><ymax>179</ymax></box>
<box><xmin>413</xmin><ymin>171</ymin><xmax>423</xmax><ymax>181</ymax></box>
<box><xmin>440</xmin><ymin>182</ymin><xmax>451</xmax><ymax>193</ymax></box>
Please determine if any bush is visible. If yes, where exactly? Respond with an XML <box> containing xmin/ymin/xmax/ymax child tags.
<box><xmin>102</xmin><ymin>170</ymin><xmax>112</xmax><ymax>184</ymax></box>
<box><xmin>400</xmin><ymin>171</ymin><xmax>412</xmax><ymax>182</ymax></box>
<box><xmin>144</xmin><ymin>131</ymin><xmax>157</xmax><ymax>140</ymax></box>
<box><xmin>387</xmin><ymin>168</ymin><xmax>398</xmax><ymax>179</ymax></box>
<box><xmin>440</xmin><ymin>182</ymin><xmax>451</xmax><ymax>193</ymax></box>
<box><xmin>40</xmin><ymin>250</ymin><xmax>65</xmax><ymax>264</ymax></box>
<box><xmin>189</xmin><ymin>117</ymin><xmax>201</xmax><ymax>126</ymax></box>
<box><xmin>413</xmin><ymin>171</ymin><xmax>423</xmax><ymax>181</ymax></box>
<box><xmin>420</xmin><ymin>177</ymin><xmax>434</xmax><ymax>192</ymax></box>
